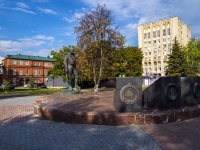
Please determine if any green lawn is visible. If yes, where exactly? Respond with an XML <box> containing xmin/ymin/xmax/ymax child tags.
<box><xmin>0</xmin><ymin>86</ymin><xmax>148</xmax><ymax>95</ymax></box>
<box><xmin>0</xmin><ymin>88</ymin><xmax>63</xmax><ymax>95</ymax></box>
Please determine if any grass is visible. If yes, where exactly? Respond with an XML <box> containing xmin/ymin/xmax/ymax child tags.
<box><xmin>0</xmin><ymin>86</ymin><xmax>148</xmax><ymax>95</ymax></box>
<box><xmin>0</xmin><ymin>88</ymin><xmax>63</xmax><ymax>95</ymax></box>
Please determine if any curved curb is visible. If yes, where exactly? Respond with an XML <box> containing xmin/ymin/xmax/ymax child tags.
<box><xmin>33</xmin><ymin>97</ymin><xmax>200</xmax><ymax>126</ymax></box>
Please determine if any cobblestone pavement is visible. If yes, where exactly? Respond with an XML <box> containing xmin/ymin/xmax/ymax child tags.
<box><xmin>1</xmin><ymin>96</ymin><xmax>200</xmax><ymax>150</ymax></box>
<box><xmin>0</xmin><ymin>119</ymin><xmax>161</xmax><ymax>150</ymax></box>
<box><xmin>141</xmin><ymin>117</ymin><xmax>200</xmax><ymax>150</ymax></box>
<box><xmin>0</xmin><ymin>103</ymin><xmax>161</xmax><ymax>150</ymax></box>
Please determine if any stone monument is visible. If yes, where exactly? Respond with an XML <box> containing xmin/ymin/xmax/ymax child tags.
<box><xmin>142</xmin><ymin>77</ymin><xmax>181</xmax><ymax>110</ymax></box>
<box><xmin>115</xmin><ymin>77</ymin><xmax>143</xmax><ymax>112</ymax></box>
<box><xmin>181</xmin><ymin>76</ymin><xmax>200</xmax><ymax>106</ymax></box>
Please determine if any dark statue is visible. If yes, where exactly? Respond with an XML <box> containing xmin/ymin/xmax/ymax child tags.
<box><xmin>63</xmin><ymin>47</ymin><xmax>80</xmax><ymax>93</ymax></box>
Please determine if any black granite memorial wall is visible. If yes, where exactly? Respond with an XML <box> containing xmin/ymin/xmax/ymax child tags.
<box><xmin>115</xmin><ymin>77</ymin><xmax>142</xmax><ymax>112</ymax></box>
<box><xmin>181</xmin><ymin>76</ymin><xmax>200</xmax><ymax>106</ymax></box>
<box><xmin>142</xmin><ymin>77</ymin><xmax>181</xmax><ymax>110</ymax></box>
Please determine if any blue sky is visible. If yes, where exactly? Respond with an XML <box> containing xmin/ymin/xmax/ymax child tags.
<box><xmin>0</xmin><ymin>0</ymin><xmax>200</xmax><ymax>62</ymax></box>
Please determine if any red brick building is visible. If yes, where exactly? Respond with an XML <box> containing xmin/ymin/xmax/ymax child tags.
<box><xmin>0</xmin><ymin>54</ymin><xmax>55</xmax><ymax>86</ymax></box>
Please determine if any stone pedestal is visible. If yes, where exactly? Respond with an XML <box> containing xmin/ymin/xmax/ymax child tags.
<box><xmin>115</xmin><ymin>77</ymin><xmax>142</xmax><ymax>112</ymax></box>
<box><xmin>181</xmin><ymin>76</ymin><xmax>200</xmax><ymax>106</ymax></box>
<box><xmin>60</xmin><ymin>86</ymin><xmax>81</xmax><ymax>96</ymax></box>
<box><xmin>143</xmin><ymin>77</ymin><xmax>181</xmax><ymax>110</ymax></box>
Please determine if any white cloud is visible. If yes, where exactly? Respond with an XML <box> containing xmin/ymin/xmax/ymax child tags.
<box><xmin>37</xmin><ymin>7</ymin><xmax>58</xmax><ymax>15</ymax></box>
<box><xmin>35</xmin><ymin>0</ymin><xmax>49</xmax><ymax>2</ymax></box>
<box><xmin>82</xmin><ymin>0</ymin><xmax>200</xmax><ymax>45</ymax></box>
<box><xmin>0</xmin><ymin>56</ymin><xmax>4</xmax><ymax>64</ymax></box>
<box><xmin>14</xmin><ymin>7</ymin><xmax>36</xmax><ymax>14</ymax></box>
<box><xmin>0</xmin><ymin>34</ymin><xmax>55</xmax><ymax>55</ymax></box>
<box><xmin>33</xmin><ymin>34</ymin><xmax>55</xmax><ymax>40</ymax></box>
<box><xmin>16</xmin><ymin>2</ymin><xmax>29</xmax><ymax>9</ymax></box>
<box><xmin>25</xmin><ymin>49</ymin><xmax>52</xmax><ymax>57</ymax></box>
<box><xmin>63</xmin><ymin>12</ymin><xmax>85</xmax><ymax>23</ymax></box>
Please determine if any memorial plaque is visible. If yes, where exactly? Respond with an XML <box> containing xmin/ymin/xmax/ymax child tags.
<box><xmin>181</xmin><ymin>77</ymin><xmax>200</xmax><ymax>106</ymax></box>
<box><xmin>115</xmin><ymin>77</ymin><xmax>142</xmax><ymax>112</ymax></box>
<box><xmin>142</xmin><ymin>77</ymin><xmax>181</xmax><ymax>110</ymax></box>
<box><xmin>120</xmin><ymin>83</ymin><xmax>138</xmax><ymax>104</ymax></box>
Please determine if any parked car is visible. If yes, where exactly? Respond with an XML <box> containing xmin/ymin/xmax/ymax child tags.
<box><xmin>0</xmin><ymin>84</ymin><xmax>3</xmax><ymax>90</ymax></box>
<box><xmin>35</xmin><ymin>83</ymin><xmax>47</xmax><ymax>88</ymax></box>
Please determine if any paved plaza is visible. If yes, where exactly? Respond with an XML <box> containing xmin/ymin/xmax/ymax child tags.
<box><xmin>0</xmin><ymin>95</ymin><xmax>200</xmax><ymax>150</ymax></box>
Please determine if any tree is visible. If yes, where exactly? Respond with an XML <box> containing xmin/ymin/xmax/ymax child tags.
<box><xmin>165</xmin><ymin>37</ymin><xmax>188</xmax><ymax>76</ymax></box>
<box><xmin>28</xmin><ymin>79</ymin><xmax>34</xmax><ymax>90</ymax></box>
<box><xmin>48</xmin><ymin>46</ymin><xmax>71</xmax><ymax>81</ymax></box>
<box><xmin>2</xmin><ymin>80</ymin><xmax>9</xmax><ymax>92</ymax></box>
<box><xmin>110</xmin><ymin>46</ymin><xmax>143</xmax><ymax>78</ymax></box>
<box><xmin>74</xmin><ymin>4</ymin><xmax>125</xmax><ymax>92</ymax></box>
<box><xmin>184</xmin><ymin>37</ymin><xmax>200</xmax><ymax>76</ymax></box>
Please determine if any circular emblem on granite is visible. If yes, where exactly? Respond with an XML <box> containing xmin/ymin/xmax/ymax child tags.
<box><xmin>164</xmin><ymin>83</ymin><xmax>179</xmax><ymax>101</ymax></box>
<box><xmin>193</xmin><ymin>83</ymin><xmax>200</xmax><ymax>98</ymax></box>
<box><xmin>120</xmin><ymin>83</ymin><xmax>138</xmax><ymax>104</ymax></box>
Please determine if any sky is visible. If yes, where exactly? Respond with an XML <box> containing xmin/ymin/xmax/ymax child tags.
<box><xmin>0</xmin><ymin>0</ymin><xmax>200</xmax><ymax>62</ymax></box>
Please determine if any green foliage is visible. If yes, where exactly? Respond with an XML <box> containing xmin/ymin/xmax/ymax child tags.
<box><xmin>3</xmin><ymin>80</ymin><xmax>10</xmax><ymax>91</ymax></box>
<box><xmin>48</xmin><ymin>46</ymin><xmax>72</xmax><ymax>81</ymax></box>
<box><xmin>165</xmin><ymin>37</ymin><xmax>188</xmax><ymax>76</ymax></box>
<box><xmin>74</xmin><ymin>4</ymin><xmax>125</xmax><ymax>91</ymax></box>
<box><xmin>165</xmin><ymin>37</ymin><xmax>200</xmax><ymax>77</ymax></box>
<box><xmin>110</xmin><ymin>46</ymin><xmax>143</xmax><ymax>78</ymax></box>
<box><xmin>28</xmin><ymin>79</ymin><xmax>35</xmax><ymax>90</ymax></box>
<box><xmin>184</xmin><ymin>37</ymin><xmax>200</xmax><ymax>76</ymax></box>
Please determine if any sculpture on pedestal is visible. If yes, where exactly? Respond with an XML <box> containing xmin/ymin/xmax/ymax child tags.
<box><xmin>63</xmin><ymin>47</ymin><xmax>80</xmax><ymax>94</ymax></box>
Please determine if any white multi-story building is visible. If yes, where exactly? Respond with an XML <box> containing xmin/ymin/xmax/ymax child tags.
<box><xmin>138</xmin><ymin>16</ymin><xmax>191</xmax><ymax>76</ymax></box>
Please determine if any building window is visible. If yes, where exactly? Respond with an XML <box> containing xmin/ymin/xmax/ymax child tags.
<box><xmin>34</xmin><ymin>61</ymin><xmax>37</xmax><ymax>66</ymax></box>
<box><xmin>157</xmin><ymin>30</ymin><xmax>160</xmax><ymax>37</ymax></box>
<box><xmin>167</xmin><ymin>28</ymin><xmax>170</xmax><ymax>35</ymax></box>
<box><xmin>148</xmin><ymin>32</ymin><xmax>150</xmax><ymax>39</ymax></box>
<box><xmin>144</xmin><ymin>33</ymin><xmax>147</xmax><ymax>39</ymax></box>
<box><xmin>13</xmin><ymin>60</ymin><xmax>16</xmax><ymax>65</ymax></box>
<box><xmin>13</xmin><ymin>69</ymin><xmax>16</xmax><ymax>75</ymax></box>
<box><xmin>26</xmin><ymin>70</ymin><xmax>29</xmax><ymax>75</ymax></box>
<box><xmin>163</xmin><ymin>29</ymin><xmax>166</xmax><ymax>36</ymax></box>
<box><xmin>50</xmin><ymin>62</ymin><xmax>53</xmax><ymax>67</ymax></box>
<box><xmin>20</xmin><ymin>70</ymin><xmax>23</xmax><ymax>75</ymax></box>
<box><xmin>19</xmin><ymin>60</ymin><xmax>23</xmax><ymax>65</ymax></box>
<box><xmin>38</xmin><ymin>70</ymin><xmax>40</xmax><ymax>75</ymax></box>
<box><xmin>153</xmin><ymin>31</ymin><xmax>156</xmax><ymax>38</ymax></box>
<box><xmin>44</xmin><ymin>62</ymin><xmax>48</xmax><ymax>66</ymax></box>
<box><xmin>26</xmin><ymin>61</ymin><xmax>29</xmax><ymax>65</ymax></box>
<box><xmin>163</xmin><ymin>44</ymin><xmax>166</xmax><ymax>49</ymax></box>
<box><xmin>148</xmin><ymin>62</ymin><xmax>151</xmax><ymax>65</ymax></box>
<box><xmin>34</xmin><ymin>70</ymin><xmax>37</xmax><ymax>76</ymax></box>
<box><xmin>38</xmin><ymin>62</ymin><xmax>40</xmax><ymax>66</ymax></box>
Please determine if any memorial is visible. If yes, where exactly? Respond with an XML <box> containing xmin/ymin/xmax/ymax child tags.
<box><xmin>61</xmin><ymin>47</ymin><xmax>81</xmax><ymax>95</ymax></box>
<box><xmin>114</xmin><ymin>77</ymin><xmax>143</xmax><ymax>112</ymax></box>
<box><xmin>181</xmin><ymin>76</ymin><xmax>200</xmax><ymax>106</ymax></box>
<box><xmin>142</xmin><ymin>77</ymin><xmax>181</xmax><ymax>110</ymax></box>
